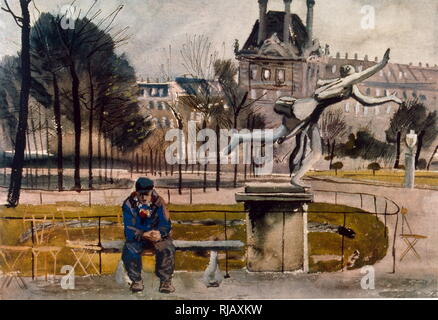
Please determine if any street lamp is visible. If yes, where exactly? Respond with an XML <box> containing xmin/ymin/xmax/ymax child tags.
<box><xmin>404</xmin><ymin>130</ymin><xmax>417</xmax><ymax>188</ymax></box>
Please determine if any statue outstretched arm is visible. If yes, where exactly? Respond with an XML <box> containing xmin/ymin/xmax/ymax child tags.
<box><xmin>316</xmin><ymin>78</ymin><xmax>339</xmax><ymax>87</ymax></box>
<box><xmin>342</xmin><ymin>49</ymin><xmax>391</xmax><ymax>86</ymax></box>
<box><xmin>352</xmin><ymin>85</ymin><xmax>402</xmax><ymax>106</ymax></box>
<box><xmin>314</xmin><ymin>49</ymin><xmax>391</xmax><ymax>101</ymax></box>
<box><xmin>276</xmin><ymin>120</ymin><xmax>308</xmax><ymax>144</ymax></box>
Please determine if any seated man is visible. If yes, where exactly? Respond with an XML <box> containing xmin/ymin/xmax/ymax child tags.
<box><xmin>121</xmin><ymin>177</ymin><xmax>175</xmax><ymax>293</ymax></box>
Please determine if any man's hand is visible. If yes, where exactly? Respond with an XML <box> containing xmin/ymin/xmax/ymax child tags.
<box><xmin>142</xmin><ymin>230</ymin><xmax>161</xmax><ymax>242</ymax></box>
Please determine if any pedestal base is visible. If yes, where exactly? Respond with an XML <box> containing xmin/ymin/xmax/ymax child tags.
<box><xmin>236</xmin><ymin>183</ymin><xmax>313</xmax><ymax>272</ymax></box>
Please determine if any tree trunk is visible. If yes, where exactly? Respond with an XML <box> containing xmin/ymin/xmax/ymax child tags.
<box><xmin>202</xmin><ymin>120</ymin><xmax>207</xmax><ymax>192</ymax></box>
<box><xmin>110</xmin><ymin>135</ymin><xmax>114</xmax><ymax>184</ymax></box>
<box><xmin>38</xmin><ymin>104</ymin><xmax>44</xmax><ymax>174</ymax></box>
<box><xmin>45</xmin><ymin>117</ymin><xmax>51</xmax><ymax>190</ymax></box>
<box><xmin>329</xmin><ymin>140</ymin><xmax>336</xmax><ymax>169</ymax></box>
<box><xmin>104</xmin><ymin>131</ymin><xmax>108</xmax><ymax>182</ymax></box>
<box><xmin>156</xmin><ymin>149</ymin><xmax>161</xmax><ymax>177</ymax></box>
<box><xmin>149</xmin><ymin>147</ymin><xmax>154</xmax><ymax>175</ymax></box>
<box><xmin>29</xmin><ymin>107</ymin><xmax>39</xmax><ymax>185</ymax></box>
<box><xmin>136</xmin><ymin>153</ymin><xmax>139</xmax><ymax>173</ymax></box>
<box><xmin>233</xmin><ymin>114</ymin><xmax>238</xmax><ymax>188</ymax></box>
<box><xmin>52</xmin><ymin>73</ymin><xmax>63</xmax><ymax>191</ymax></box>
<box><xmin>394</xmin><ymin>131</ymin><xmax>401</xmax><ymax>169</ymax></box>
<box><xmin>415</xmin><ymin>130</ymin><xmax>426</xmax><ymax>169</ymax></box>
<box><xmin>427</xmin><ymin>144</ymin><xmax>438</xmax><ymax>171</ymax></box>
<box><xmin>69</xmin><ymin>62</ymin><xmax>82</xmax><ymax>191</ymax></box>
<box><xmin>26</xmin><ymin>128</ymin><xmax>34</xmax><ymax>188</ymax></box>
<box><xmin>215</xmin><ymin>123</ymin><xmax>220</xmax><ymax>191</ymax></box>
<box><xmin>97</xmin><ymin>104</ymin><xmax>103</xmax><ymax>183</ymax></box>
<box><xmin>3</xmin><ymin>152</ymin><xmax>6</xmax><ymax>186</ymax></box>
<box><xmin>87</xmin><ymin>62</ymin><xmax>94</xmax><ymax>190</ymax></box>
<box><xmin>163</xmin><ymin>150</ymin><xmax>168</xmax><ymax>176</ymax></box>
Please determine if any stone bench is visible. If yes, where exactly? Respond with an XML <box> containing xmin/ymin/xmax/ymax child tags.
<box><xmin>101</xmin><ymin>240</ymin><xmax>244</xmax><ymax>287</ymax></box>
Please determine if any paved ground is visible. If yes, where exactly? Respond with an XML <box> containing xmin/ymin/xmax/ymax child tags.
<box><xmin>1</xmin><ymin>269</ymin><xmax>437</xmax><ymax>300</ymax></box>
<box><xmin>1</xmin><ymin>170</ymin><xmax>438</xmax><ymax>299</ymax></box>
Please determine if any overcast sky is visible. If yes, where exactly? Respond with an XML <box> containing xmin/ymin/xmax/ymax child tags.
<box><xmin>1</xmin><ymin>0</ymin><xmax>437</xmax><ymax>80</ymax></box>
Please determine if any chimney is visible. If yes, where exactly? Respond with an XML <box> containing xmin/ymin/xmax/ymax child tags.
<box><xmin>306</xmin><ymin>0</ymin><xmax>315</xmax><ymax>44</ymax></box>
<box><xmin>283</xmin><ymin>0</ymin><xmax>293</xmax><ymax>44</ymax></box>
<box><xmin>258</xmin><ymin>0</ymin><xmax>269</xmax><ymax>45</ymax></box>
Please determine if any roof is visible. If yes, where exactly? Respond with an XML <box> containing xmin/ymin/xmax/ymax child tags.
<box><xmin>241</xmin><ymin>11</ymin><xmax>308</xmax><ymax>53</ymax></box>
<box><xmin>175</xmin><ymin>77</ymin><xmax>210</xmax><ymax>95</ymax></box>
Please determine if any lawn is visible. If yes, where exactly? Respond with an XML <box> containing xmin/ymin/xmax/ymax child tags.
<box><xmin>0</xmin><ymin>202</ymin><xmax>387</xmax><ymax>276</ymax></box>
<box><xmin>307</xmin><ymin>169</ymin><xmax>438</xmax><ymax>187</ymax></box>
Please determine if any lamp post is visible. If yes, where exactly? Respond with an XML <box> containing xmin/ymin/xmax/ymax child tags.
<box><xmin>404</xmin><ymin>130</ymin><xmax>417</xmax><ymax>189</ymax></box>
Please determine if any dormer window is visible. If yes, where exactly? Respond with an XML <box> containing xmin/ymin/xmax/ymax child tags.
<box><xmin>250</xmin><ymin>65</ymin><xmax>258</xmax><ymax>80</ymax></box>
<box><xmin>276</xmin><ymin>69</ymin><xmax>285</xmax><ymax>84</ymax></box>
<box><xmin>262</xmin><ymin>68</ymin><xmax>271</xmax><ymax>81</ymax></box>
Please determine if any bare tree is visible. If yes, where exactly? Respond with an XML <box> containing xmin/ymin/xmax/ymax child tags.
<box><xmin>320</xmin><ymin>109</ymin><xmax>348</xmax><ymax>168</ymax></box>
<box><xmin>180</xmin><ymin>34</ymin><xmax>218</xmax><ymax>80</ymax></box>
<box><xmin>2</xmin><ymin>0</ymin><xmax>32</xmax><ymax>207</ymax></box>
<box><xmin>166</xmin><ymin>100</ymin><xmax>185</xmax><ymax>194</ymax></box>
<box><xmin>214</xmin><ymin>59</ymin><xmax>267</xmax><ymax>187</ymax></box>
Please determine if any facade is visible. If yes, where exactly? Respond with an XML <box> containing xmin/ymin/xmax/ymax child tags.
<box><xmin>137</xmin><ymin>77</ymin><xmax>211</xmax><ymax>129</ymax></box>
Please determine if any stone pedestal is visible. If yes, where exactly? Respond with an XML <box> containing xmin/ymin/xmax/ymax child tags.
<box><xmin>404</xmin><ymin>152</ymin><xmax>415</xmax><ymax>188</ymax></box>
<box><xmin>236</xmin><ymin>183</ymin><xmax>313</xmax><ymax>272</ymax></box>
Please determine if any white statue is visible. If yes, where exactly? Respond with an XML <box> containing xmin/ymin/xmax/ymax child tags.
<box><xmin>224</xmin><ymin>49</ymin><xmax>402</xmax><ymax>188</ymax></box>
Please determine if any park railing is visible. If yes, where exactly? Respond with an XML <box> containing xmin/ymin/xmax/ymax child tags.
<box><xmin>0</xmin><ymin>187</ymin><xmax>402</xmax><ymax>284</ymax></box>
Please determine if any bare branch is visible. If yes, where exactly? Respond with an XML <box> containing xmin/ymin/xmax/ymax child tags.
<box><xmin>2</xmin><ymin>0</ymin><xmax>24</xmax><ymax>28</ymax></box>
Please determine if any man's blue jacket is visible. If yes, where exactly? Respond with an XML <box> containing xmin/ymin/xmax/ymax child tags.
<box><xmin>122</xmin><ymin>194</ymin><xmax>171</xmax><ymax>242</ymax></box>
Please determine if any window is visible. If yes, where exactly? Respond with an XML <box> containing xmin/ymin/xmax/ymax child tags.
<box><xmin>250</xmin><ymin>65</ymin><xmax>258</xmax><ymax>80</ymax></box>
<box><xmin>262</xmin><ymin>68</ymin><xmax>271</xmax><ymax>81</ymax></box>
<box><xmin>331</xmin><ymin>65</ymin><xmax>337</xmax><ymax>74</ymax></box>
<box><xmin>403</xmin><ymin>91</ymin><xmax>408</xmax><ymax>99</ymax></box>
<box><xmin>379</xmin><ymin>70</ymin><xmax>384</xmax><ymax>77</ymax></box>
<box><xmin>364</xmin><ymin>106</ymin><xmax>368</xmax><ymax>115</ymax></box>
<box><xmin>151</xmin><ymin>88</ymin><xmax>158</xmax><ymax>96</ymax></box>
<box><xmin>366</xmin><ymin>88</ymin><xmax>371</xmax><ymax>95</ymax></box>
<box><xmin>376</xmin><ymin>89</ymin><xmax>380</xmax><ymax>96</ymax></box>
<box><xmin>276</xmin><ymin>69</ymin><xmax>286</xmax><ymax>84</ymax></box>
<box><xmin>149</xmin><ymin>101</ymin><xmax>155</xmax><ymax>109</ymax></box>
<box><xmin>420</xmin><ymin>95</ymin><xmax>427</xmax><ymax>101</ymax></box>
<box><xmin>251</xmin><ymin>89</ymin><xmax>257</xmax><ymax>99</ymax></box>
<box><xmin>157</xmin><ymin>102</ymin><xmax>163</xmax><ymax>110</ymax></box>
<box><xmin>386</xmin><ymin>106</ymin><xmax>392</xmax><ymax>114</ymax></box>
<box><xmin>355</xmin><ymin>103</ymin><xmax>361</xmax><ymax>115</ymax></box>
<box><xmin>357</xmin><ymin>65</ymin><xmax>363</xmax><ymax>72</ymax></box>
<box><xmin>345</xmin><ymin>103</ymin><xmax>350</xmax><ymax>113</ymax></box>
<box><xmin>399</xmin><ymin>71</ymin><xmax>403</xmax><ymax>79</ymax></box>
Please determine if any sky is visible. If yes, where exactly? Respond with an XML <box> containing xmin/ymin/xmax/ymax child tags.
<box><xmin>1</xmin><ymin>0</ymin><xmax>437</xmax><ymax>80</ymax></box>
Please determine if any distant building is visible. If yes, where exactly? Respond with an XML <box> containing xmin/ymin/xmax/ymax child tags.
<box><xmin>137</xmin><ymin>77</ymin><xmax>221</xmax><ymax>129</ymax></box>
